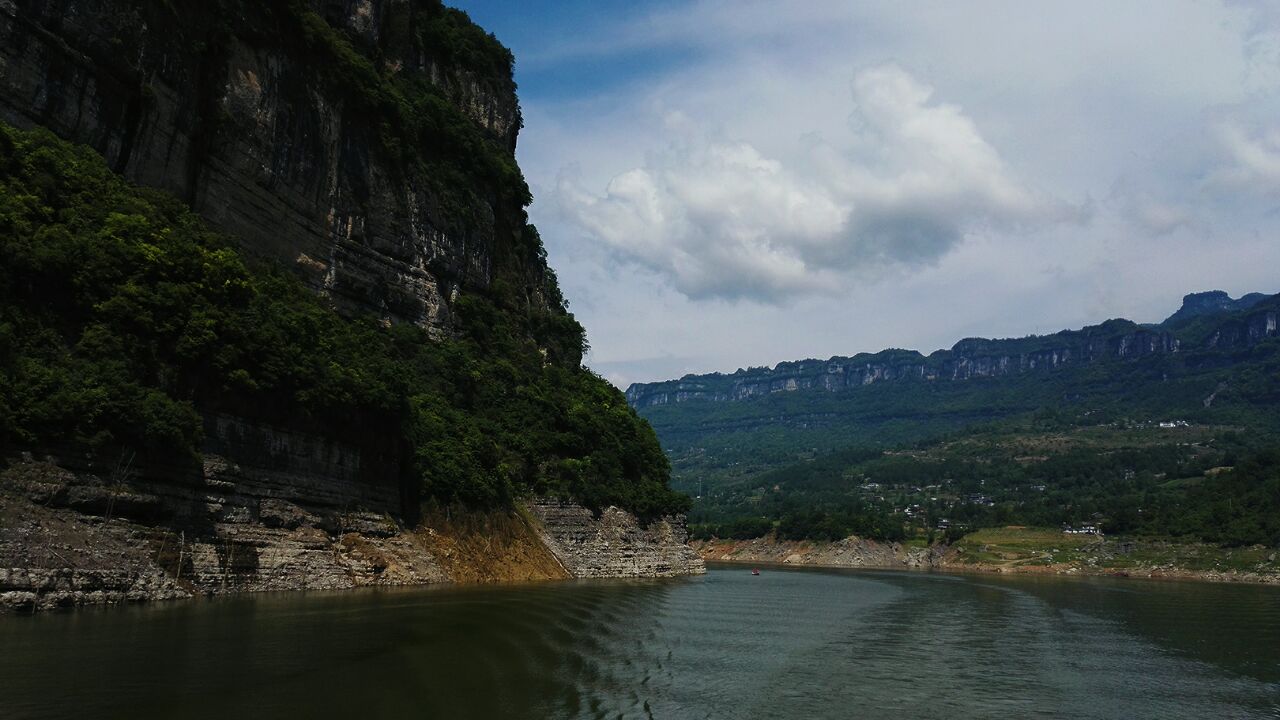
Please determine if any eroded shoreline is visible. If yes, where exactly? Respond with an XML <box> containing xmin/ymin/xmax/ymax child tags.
<box><xmin>694</xmin><ymin>534</ymin><xmax>1280</xmax><ymax>586</ymax></box>
<box><xmin>0</xmin><ymin>460</ymin><xmax>704</xmax><ymax>614</ymax></box>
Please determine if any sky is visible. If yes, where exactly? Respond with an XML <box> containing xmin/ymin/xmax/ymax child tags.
<box><xmin>450</xmin><ymin>0</ymin><xmax>1280</xmax><ymax>388</ymax></box>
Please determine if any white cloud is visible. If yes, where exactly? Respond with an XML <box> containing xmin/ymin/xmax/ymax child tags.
<box><xmin>1130</xmin><ymin>197</ymin><xmax>1197</xmax><ymax>236</ymax></box>
<box><xmin>1108</xmin><ymin>178</ymin><xmax>1199</xmax><ymax>237</ymax></box>
<box><xmin>1211</xmin><ymin>119</ymin><xmax>1280</xmax><ymax>191</ymax></box>
<box><xmin>494</xmin><ymin>0</ymin><xmax>1280</xmax><ymax>385</ymax></box>
<box><xmin>555</xmin><ymin>64</ymin><xmax>1070</xmax><ymax>302</ymax></box>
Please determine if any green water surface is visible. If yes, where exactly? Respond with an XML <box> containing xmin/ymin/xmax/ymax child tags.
<box><xmin>1</xmin><ymin>566</ymin><xmax>1277</xmax><ymax>719</ymax></box>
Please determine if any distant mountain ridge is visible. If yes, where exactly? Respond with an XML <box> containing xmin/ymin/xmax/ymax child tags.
<box><xmin>626</xmin><ymin>290</ymin><xmax>1280</xmax><ymax>410</ymax></box>
<box><xmin>1161</xmin><ymin>290</ymin><xmax>1269</xmax><ymax>327</ymax></box>
<box><xmin>627</xmin><ymin>289</ymin><xmax>1280</xmax><ymax>550</ymax></box>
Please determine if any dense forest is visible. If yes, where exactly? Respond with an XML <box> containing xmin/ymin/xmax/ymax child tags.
<box><xmin>688</xmin><ymin>418</ymin><xmax>1280</xmax><ymax>547</ymax></box>
<box><xmin>0</xmin><ymin>123</ymin><xmax>689</xmax><ymax>518</ymax></box>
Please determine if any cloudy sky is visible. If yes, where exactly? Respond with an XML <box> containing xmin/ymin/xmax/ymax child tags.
<box><xmin>452</xmin><ymin>0</ymin><xmax>1280</xmax><ymax>388</ymax></box>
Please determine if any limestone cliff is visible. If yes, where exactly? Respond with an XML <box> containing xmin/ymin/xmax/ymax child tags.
<box><xmin>529</xmin><ymin>501</ymin><xmax>704</xmax><ymax>578</ymax></box>
<box><xmin>1161</xmin><ymin>290</ymin><xmax>1268</xmax><ymax>327</ymax></box>
<box><xmin>0</xmin><ymin>0</ymin><xmax>538</xmax><ymax>330</ymax></box>
<box><xmin>0</xmin><ymin>2</ymin><xmax>703</xmax><ymax>611</ymax></box>
<box><xmin>627</xmin><ymin>293</ymin><xmax>1279</xmax><ymax>409</ymax></box>
<box><xmin>0</xmin><ymin>449</ymin><xmax>703</xmax><ymax>612</ymax></box>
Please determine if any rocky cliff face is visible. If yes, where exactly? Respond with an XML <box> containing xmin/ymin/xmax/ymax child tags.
<box><xmin>0</xmin><ymin>442</ymin><xmax>704</xmax><ymax>612</ymax></box>
<box><xmin>0</xmin><ymin>2</ymin><xmax>703</xmax><ymax>611</ymax></box>
<box><xmin>1162</xmin><ymin>290</ymin><xmax>1268</xmax><ymax>327</ymax></box>
<box><xmin>0</xmin><ymin>0</ymin><xmax>529</xmax><ymax>330</ymax></box>
<box><xmin>1202</xmin><ymin>303</ymin><xmax>1280</xmax><ymax>350</ymax></box>
<box><xmin>628</xmin><ymin>320</ymin><xmax>1183</xmax><ymax>409</ymax></box>
<box><xmin>627</xmin><ymin>295</ymin><xmax>1280</xmax><ymax>409</ymax></box>
<box><xmin>1</xmin><ymin>421</ymin><xmax>449</xmax><ymax>611</ymax></box>
<box><xmin>528</xmin><ymin>501</ymin><xmax>705</xmax><ymax>578</ymax></box>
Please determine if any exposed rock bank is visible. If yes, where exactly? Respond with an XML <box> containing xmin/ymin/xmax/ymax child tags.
<box><xmin>530</xmin><ymin>501</ymin><xmax>705</xmax><ymax>578</ymax></box>
<box><xmin>694</xmin><ymin>535</ymin><xmax>1280</xmax><ymax>585</ymax></box>
<box><xmin>693</xmin><ymin>536</ymin><xmax>944</xmax><ymax>570</ymax></box>
<box><xmin>0</xmin><ymin>456</ymin><xmax>703</xmax><ymax>613</ymax></box>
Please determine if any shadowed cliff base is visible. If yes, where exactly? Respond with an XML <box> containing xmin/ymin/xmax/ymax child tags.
<box><xmin>0</xmin><ymin>459</ymin><xmax>702</xmax><ymax>613</ymax></box>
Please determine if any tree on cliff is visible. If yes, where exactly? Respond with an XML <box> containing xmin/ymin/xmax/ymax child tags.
<box><xmin>0</xmin><ymin>123</ymin><xmax>689</xmax><ymax>519</ymax></box>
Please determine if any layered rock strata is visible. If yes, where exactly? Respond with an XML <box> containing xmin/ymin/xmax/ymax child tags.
<box><xmin>627</xmin><ymin>296</ymin><xmax>1280</xmax><ymax>409</ymax></box>
<box><xmin>528</xmin><ymin>501</ymin><xmax>706</xmax><ymax>578</ymax></box>
<box><xmin>0</xmin><ymin>457</ymin><xmax>705</xmax><ymax>612</ymax></box>
<box><xmin>0</xmin><ymin>414</ymin><xmax>703</xmax><ymax>612</ymax></box>
<box><xmin>0</xmin><ymin>451</ymin><xmax>447</xmax><ymax>612</ymax></box>
<box><xmin>0</xmin><ymin>0</ymin><xmax>525</xmax><ymax>329</ymax></box>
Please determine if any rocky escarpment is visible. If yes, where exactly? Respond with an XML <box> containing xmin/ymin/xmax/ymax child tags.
<box><xmin>0</xmin><ymin>412</ymin><xmax>703</xmax><ymax>613</ymax></box>
<box><xmin>0</xmin><ymin>0</ymin><xmax>533</xmax><ymax>330</ymax></box>
<box><xmin>0</xmin><ymin>3</ymin><xmax>703</xmax><ymax>612</ymax></box>
<box><xmin>0</xmin><ymin>458</ymin><xmax>445</xmax><ymax>612</ymax></box>
<box><xmin>627</xmin><ymin>293</ymin><xmax>1280</xmax><ymax>409</ymax></box>
<box><xmin>0</xmin><ymin>448</ymin><xmax>704</xmax><ymax>612</ymax></box>
<box><xmin>529</xmin><ymin>501</ymin><xmax>705</xmax><ymax>578</ymax></box>
<box><xmin>0</xmin><ymin>410</ymin><xmax>440</xmax><ymax>612</ymax></box>
<box><xmin>1162</xmin><ymin>290</ymin><xmax>1268</xmax><ymax>327</ymax></box>
<box><xmin>1201</xmin><ymin>302</ymin><xmax>1280</xmax><ymax>350</ymax></box>
<box><xmin>628</xmin><ymin>320</ymin><xmax>1181</xmax><ymax>409</ymax></box>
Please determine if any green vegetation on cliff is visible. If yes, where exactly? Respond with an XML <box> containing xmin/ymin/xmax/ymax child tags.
<box><xmin>95</xmin><ymin>0</ymin><xmax>542</xmax><ymax>287</ymax></box>
<box><xmin>0</xmin><ymin>123</ymin><xmax>688</xmax><ymax>518</ymax></box>
<box><xmin>285</xmin><ymin>0</ymin><xmax>530</xmax><ymax>207</ymax></box>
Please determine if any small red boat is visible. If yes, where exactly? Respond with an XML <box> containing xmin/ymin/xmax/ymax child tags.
<box><xmin>751</xmin><ymin>568</ymin><xmax>760</xmax><ymax>576</ymax></box>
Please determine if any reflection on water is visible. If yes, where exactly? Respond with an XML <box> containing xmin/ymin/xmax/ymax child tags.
<box><xmin>1</xmin><ymin>567</ymin><xmax>1278</xmax><ymax>719</ymax></box>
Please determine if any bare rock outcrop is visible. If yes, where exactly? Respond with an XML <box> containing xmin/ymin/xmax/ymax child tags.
<box><xmin>0</xmin><ymin>0</ymin><xmax>526</xmax><ymax>329</ymax></box>
<box><xmin>528</xmin><ymin>501</ymin><xmax>705</xmax><ymax>579</ymax></box>
<box><xmin>1</xmin><ymin>447</ymin><xmax>704</xmax><ymax>612</ymax></box>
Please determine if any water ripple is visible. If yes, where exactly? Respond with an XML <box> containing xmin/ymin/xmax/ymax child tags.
<box><xmin>0</xmin><ymin>569</ymin><xmax>1278</xmax><ymax>719</ymax></box>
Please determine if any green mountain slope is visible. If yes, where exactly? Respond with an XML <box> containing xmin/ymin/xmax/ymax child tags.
<box><xmin>0</xmin><ymin>122</ymin><xmax>687</xmax><ymax>518</ymax></box>
<box><xmin>627</xmin><ymin>294</ymin><xmax>1280</xmax><ymax>543</ymax></box>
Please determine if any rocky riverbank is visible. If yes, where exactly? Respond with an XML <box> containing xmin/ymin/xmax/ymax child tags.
<box><xmin>0</xmin><ymin>457</ymin><xmax>703</xmax><ymax>613</ymax></box>
<box><xmin>694</xmin><ymin>531</ymin><xmax>1280</xmax><ymax>585</ymax></box>
<box><xmin>693</xmin><ymin>536</ymin><xmax>945</xmax><ymax>570</ymax></box>
<box><xmin>529</xmin><ymin>501</ymin><xmax>704</xmax><ymax>578</ymax></box>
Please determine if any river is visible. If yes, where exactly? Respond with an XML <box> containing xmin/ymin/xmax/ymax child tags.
<box><xmin>2</xmin><ymin>565</ymin><xmax>1277</xmax><ymax>719</ymax></box>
